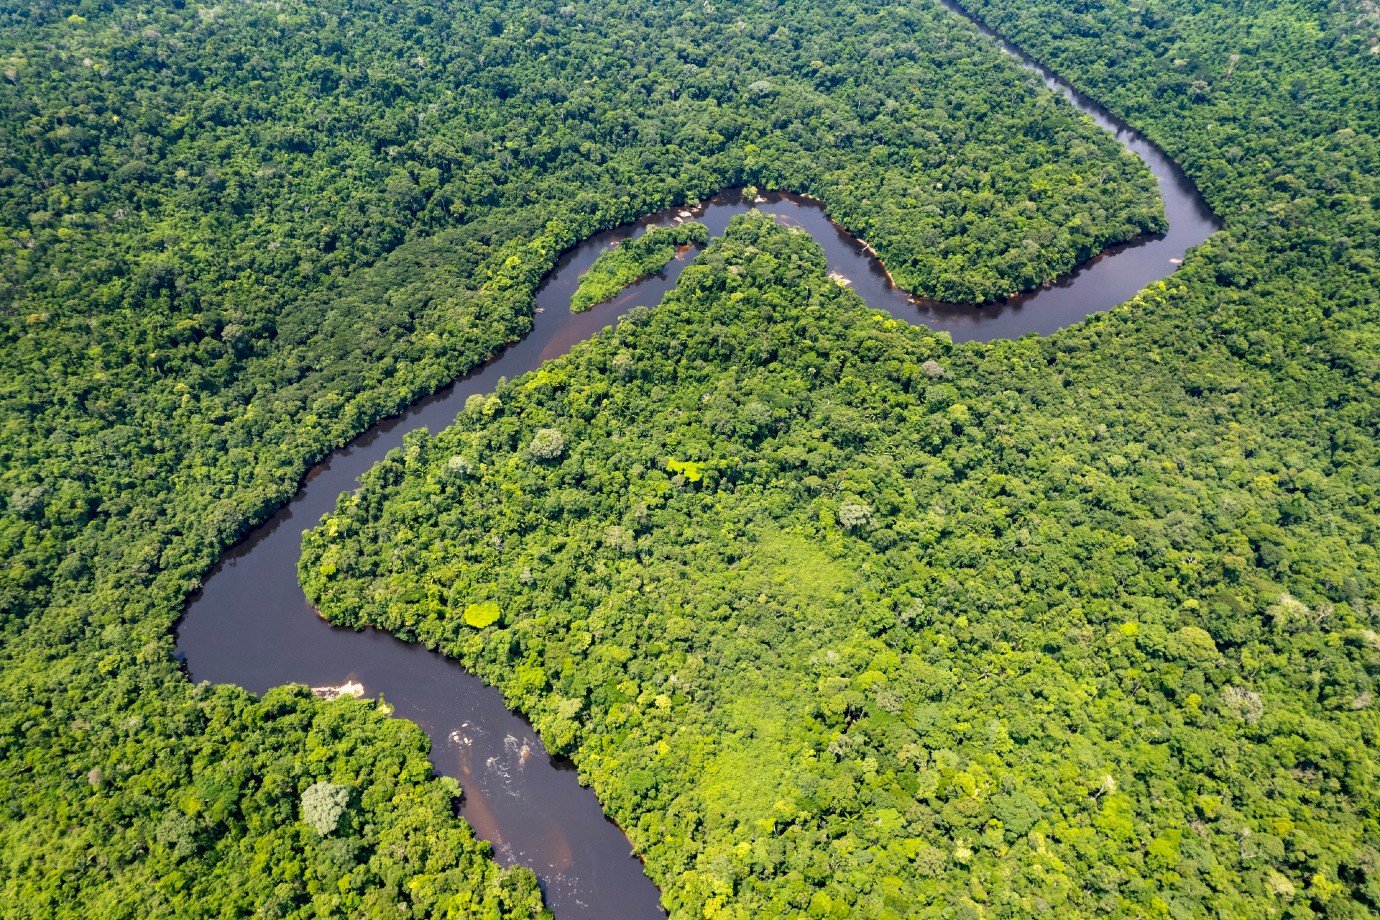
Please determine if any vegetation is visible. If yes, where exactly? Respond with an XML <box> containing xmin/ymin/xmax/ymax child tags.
<box><xmin>303</xmin><ymin>208</ymin><xmax>1380</xmax><ymax>915</ymax></box>
<box><xmin>572</xmin><ymin>223</ymin><xmax>709</xmax><ymax>312</ymax></box>
<box><xmin>302</xmin><ymin>0</ymin><xmax>1380</xmax><ymax>914</ymax></box>
<box><xmin>3</xmin><ymin>680</ymin><xmax>547</xmax><ymax>916</ymax></box>
<box><xmin>3</xmin><ymin>0</ymin><xmax>1375</xmax><ymax>915</ymax></box>
<box><xmin>300</xmin><ymin>781</ymin><xmax>351</xmax><ymax>837</ymax></box>
<box><xmin>0</xmin><ymin>1</ymin><xmax>1158</xmax><ymax>909</ymax></box>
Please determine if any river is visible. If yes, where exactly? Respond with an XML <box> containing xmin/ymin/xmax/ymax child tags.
<box><xmin>175</xmin><ymin>5</ymin><xmax>1219</xmax><ymax>918</ymax></box>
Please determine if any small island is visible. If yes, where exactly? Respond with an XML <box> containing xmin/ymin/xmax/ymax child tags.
<box><xmin>571</xmin><ymin>222</ymin><xmax>709</xmax><ymax>312</ymax></box>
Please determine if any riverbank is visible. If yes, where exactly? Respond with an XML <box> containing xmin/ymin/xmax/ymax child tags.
<box><xmin>177</xmin><ymin>7</ymin><xmax>1218</xmax><ymax>918</ymax></box>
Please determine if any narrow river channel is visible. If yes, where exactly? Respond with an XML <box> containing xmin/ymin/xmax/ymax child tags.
<box><xmin>176</xmin><ymin>5</ymin><xmax>1220</xmax><ymax>917</ymax></box>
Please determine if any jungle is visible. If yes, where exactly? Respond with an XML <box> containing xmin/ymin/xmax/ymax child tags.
<box><xmin>1</xmin><ymin>0</ymin><xmax>1377</xmax><ymax>917</ymax></box>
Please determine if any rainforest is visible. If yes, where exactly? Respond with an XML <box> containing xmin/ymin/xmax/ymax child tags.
<box><xmin>1</xmin><ymin>0</ymin><xmax>1376</xmax><ymax>918</ymax></box>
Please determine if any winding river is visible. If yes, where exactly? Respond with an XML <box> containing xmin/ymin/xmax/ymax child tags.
<box><xmin>176</xmin><ymin>5</ymin><xmax>1219</xmax><ymax>918</ymax></box>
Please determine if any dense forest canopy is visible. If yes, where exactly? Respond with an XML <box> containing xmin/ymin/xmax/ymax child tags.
<box><xmin>572</xmin><ymin>222</ymin><xmax>709</xmax><ymax>313</ymax></box>
<box><xmin>0</xmin><ymin>0</ymin><xmax>1159</xmax><ymax>627</ymax></box>
<box><xmin>306</xmin><ymin>208</ymin><xmax>1379</xmax><ymax>916</ymax></box>
<box><xmin>0</xmin><ymin>0</ymin><xmax>1167</xmax><ymax>912</ymax></box>
<box><xmin>301</xmin><ymin>0</ymin><xmax>1379</xmax><ymax>917</ymax></box>
<box><xmin>1</xmin><ymin>0</ymin><xmax>1377</xmax><ymax>916</ymax></box>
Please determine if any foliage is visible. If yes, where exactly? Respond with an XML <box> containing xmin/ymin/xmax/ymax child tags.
<box><xmin>307</xmin><ymin>203</ymin><xmax>1378</xmax><ymax>916</ymax></box>
<box><xmin>528</xmin><ymin>428</ymin><xmax>567</xmax><ymax>461</ymax></box>
<box><xmin>3</xmin><ymin>0</ymin><xmax>1374</xmax><ymax>915</ymax></box>
<box><xmin>0</xmin><ymin>0</ymin><xmax>1160</xmax><ymax>913</ymax></box>
<box><xmin>1</xmin><ymin>682</ymin><xmax>547</xmax><ymax>917</ymax></box>
<box><xmin>572</xmin><ymin>223</ymin><xmax>709</xmax><ymax>312</ymax></box>
<box><xmin>301</xmin><ymin>781</ymin><xmax>350</xmax><ymax>836</ymax></box>
<box><xmin>464</xmin><ymin>601</ymin><xmax>503</xmax><ymax>630</ymax></box>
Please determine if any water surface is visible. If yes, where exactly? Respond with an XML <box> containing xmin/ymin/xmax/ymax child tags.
<box><xmin>176</xmin><ymin>7</ymin><xmax>1219</xmax><ymax>918</ymax></box>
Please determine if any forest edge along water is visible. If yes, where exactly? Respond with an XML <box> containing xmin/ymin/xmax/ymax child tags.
<box><xmin>174</xmin><ymin>4</ymin><xmax>1221</xmax><ymax>917</ymax></box>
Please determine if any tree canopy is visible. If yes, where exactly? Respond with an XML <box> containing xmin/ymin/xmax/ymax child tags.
<box><xmin>305</xmin><ymin>205</ymin><xmax>1379</xmax><ymax>915</ymax></box>
<box><xmin>2</xmin><ymin>0</ymin><xmax>1377</xmax><ymax>915</ymax></box>
<box><xmin>572</xmin><ymin>223</ymin><xmax>709</xmax><ymax>313</ymax></box>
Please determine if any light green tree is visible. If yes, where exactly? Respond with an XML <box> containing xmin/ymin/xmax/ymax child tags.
<box><xmin>301</xmin><ymin>781</ymin><xmax>350</xmax><ymax>836</ymax></box>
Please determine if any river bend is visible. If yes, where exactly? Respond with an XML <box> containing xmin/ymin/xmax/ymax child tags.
<box><xmin>176</xmin><ymin>5</ymin><xmax>1219</xmax><ymax>917</ymax></box>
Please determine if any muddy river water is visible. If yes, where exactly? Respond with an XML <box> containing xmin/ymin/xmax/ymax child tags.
<box><xmin>176</xmin><ymin>5</ymin><xmax>1218</xmax><ymax>917</ymax></box>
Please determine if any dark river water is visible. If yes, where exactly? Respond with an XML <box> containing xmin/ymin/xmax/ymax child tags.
<box><xmin>176</xmin><ymin>5</ymin><xmax>1219</xmax><ymax>918</ymax></box>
